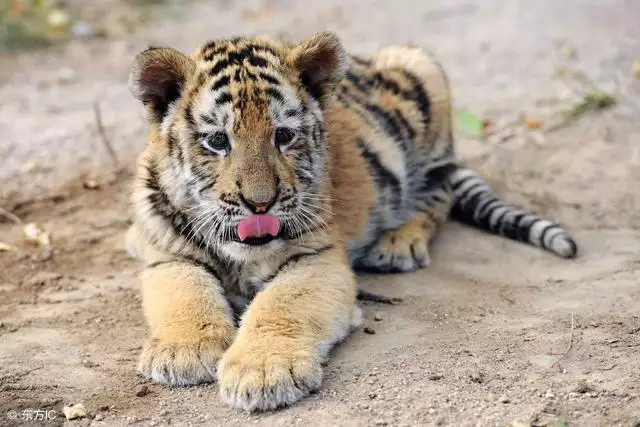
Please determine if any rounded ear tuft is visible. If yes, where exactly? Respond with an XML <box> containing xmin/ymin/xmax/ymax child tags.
<box><xmin>287</xmin><ymin>31</ymin><xmax>347</xmax><ymax>108</ymax></box>
<box><xmin>129</xmin><ymin>47</ymin><xmax>195</xmax><ymax>124</ymax></box>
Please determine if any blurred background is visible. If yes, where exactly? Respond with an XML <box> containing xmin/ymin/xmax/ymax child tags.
<box><xmin>1</xmin><ymin>1</ymin><xmax>640</xmax><ymax>426</ymax></box>
<box><xmin>1</xmin><ymin>0</ymin><xmax>639</xmax><ymax>207</ymax></box>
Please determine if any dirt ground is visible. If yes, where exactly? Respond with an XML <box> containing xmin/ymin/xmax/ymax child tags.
<box><xmin>1</xmin><ymin>0</ymin><xmax>640</xmax><ymax>426</ymax></box>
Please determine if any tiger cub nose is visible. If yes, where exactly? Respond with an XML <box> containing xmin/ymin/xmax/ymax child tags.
<box><xmin>239</xmin><ymin>193</ymin><xmax>278</xmax><ymax>214</ymax></box>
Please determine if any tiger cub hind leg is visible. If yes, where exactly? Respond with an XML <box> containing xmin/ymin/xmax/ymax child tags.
<box><xmin>357</xmin><ymin>212</ymin><xmax>441</xmax><ymax>273</ymax></box>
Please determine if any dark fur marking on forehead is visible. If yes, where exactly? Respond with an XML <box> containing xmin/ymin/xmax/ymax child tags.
<box><xmin>284</xmin><ymin>108</ymin><xmax>301</xmax><ymax>118</ymax></box>
<box><xmin>207</xmin><ymin>44</ymin><xmax>280</xmax><ymax>76</ymax></box>
<box><xmin>211</xmin><ymin>75</ymin><xmax>231</xmax><ymax>92</ymax></box>
<box><xmin>248</xmin><ymin>56</ymin><xmax>269</xmax><ymax>68</ymax></box>
<box><xmin>210</xmin><ymin>58</ymin><xmax>232</xmax><ymax>76</ymax></box>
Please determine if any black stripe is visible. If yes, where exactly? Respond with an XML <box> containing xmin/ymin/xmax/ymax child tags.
<box><xmin>401</xmin><ymin>70</ymin><xmax>431</xmax><ymax>131</ymax></box>
<box><xmin>202</xmin><ymin>42</ymin><xmax>228</xmax><ymax>61</ymax></box>
<box><xmin>210</xmin><ymin>58</ymin><xmax>230</xmax><ymax>76</ymax></box>
<box><xmin>211</xmin><ymin>75</ymin><xmax>230</xmax><ymax>92</ymax></box>
<box><xmin>284</xmin><ymin>108</ymin><xmax>301</xmax><ymax>118</ymax></box>
<box><xmin>259</xmin><ymin>72</ymin><xmax>280</xmax><ymax>85</ymax></box>
<box><xmin>144</xmin><ymin>164</ymin><xmax>211</xmax><ymax>251</ymax></box>
<box><xmin>198</xmin><ymin>181</ymin><xmax>215</xmax><ymax>194</ymax></box>
<box><xmin>167</xmin><ymin>131</ymin><xmax>178</xmax><ymax>158</ymax></box>
<box><xmin>493</xmin><ymin>208</ymin><xmax>510</xmax><ymax>234</ymax></box>
<box><xmin>356</xmin><ymin>138</ymin><xmax>401</xmax><ymax>192</ymax></box>
<box><xmin>267</xmin><ymin>87</ymin><xmax>284</xmax><ymax>104</ymax></box>
<box><xmin>477</xmin><ymin>198</ymin><xmax>502</xmax><ymax>217</ymax></box>
<box><xmin>146</xmin><ymin>257</ymin><xmax>222</xmax><ymax>282</ymax></box>
<box><xmin>208</xmin><ymin>45</ymin><xmax>279</xmax><ymax>75</ymax></box>
<box><xmin>215</xmin><ymin>92</ymin><xmax>232</xmax><ymax>105</ymax></box>
<box><xmin>539</xmin><ymin>223</ymin><xmax>557</xmax><ymax>248</ymax></box>
<box><xmin>184</xmin><ymin>106</ymin><xmax>196</xmax><ymax>130</ymax></box>
<box><xmin>341</xmin><ymin>82</ymin><xmax>412</xmax><ymax>151</ymax></box>
<box><xmin>456</xmin><ymin>182</ymin><xmax>486</xmax><ymax>203</ymax></box>
<box><xmin>512</xmin><ymin>213</ymin><xmax>528</xmax><ymax>241</ymax></box>
<box><xmin>346</xmin><ymin>69</ymin><xmax>430</xmax><ymax>135</ymax></box>
<box><xmin>146</xmin><ymin>260</ymin><xmax>175</xmax><ymax>269</ymax></box>
<box><xmin>259</xmin><ymin>245</ymin><xmax>334</xmax><ymax>284</ymax></box>
<box><xmin>392</xmin><ymin>108</ymin><xmax>416</xmax><ymax>141</ymax></box>
<box><xmin>248</xmin><ymin>56</ymin><xmax>268</xmax><ymax>68</ymax></box>
<box><xmin>198</xmin><ymin>113</ymin><xmax>218</xmax><ymax>127</ymax></box>
<box><xmin>451</xmin><ymin>175</ymin><xmax>474</xmax><ymax>192</ymax></box>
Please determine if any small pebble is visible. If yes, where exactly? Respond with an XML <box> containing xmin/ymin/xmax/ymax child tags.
<box><xmin>368</xmin><ymin>393</ymin><xmax>377</xmax><ymax>399</ymax></box>
<box><xmin>545</xmin><ymin>390</ymin><xmax>555</xmax><ymax>399</ymax></box>
<box><xmin>428</xmin><ymin>408</ymin><xmax>436</xmax><ymax>415</ymax></box>
<box><xmin>499</xmin><ymin>394</ymin><xmax>510</xmax><ymax>403</ymax></box>
<box><xmin>468</xmin><ymin>370</ymin><xmax>484</xmax><ymax>384</ymax></box>
<box><xmin>63</xmin><ymin>403</ymin><xmax>87</xmax><ymax>420</ymax></box>
<box><xmin>574</xmin><ymin>379</ymin><xmax>591</xmax><ymax>394</ymax></box>
<box><xmin>94</xmin><ymin>413</ymin><xmax>105</xmax><ymax>421</ymax></box>
<box><xmin>373</xmin><ymin>313</ymin><xmax>384</xmax><ymax>321</ymax></box>
<box><xmin>363</xmin><ymin>327</ymin><xmax>376</xmax><ymax>335</ymax></box>
<box><xmin>82</xmin><ymin>359</ymin><xmax>98</xmax><ymax>368</ymax></box>
<box><xmin>135</xmin><ymin>385</ymin><xmax>149</xmax><ymax>397</ymax></box>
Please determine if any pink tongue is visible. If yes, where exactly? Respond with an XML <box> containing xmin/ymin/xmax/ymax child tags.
<box><xmin>237</xmin><ymin>214</ymin><xmax>281</xmax><ymax>241</ymax></box>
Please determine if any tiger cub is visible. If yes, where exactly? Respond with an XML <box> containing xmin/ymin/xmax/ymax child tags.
<box><xmin>125</xmin><ymin>31</ymin><xmax>577</xmax><ymax>411</ymax></box>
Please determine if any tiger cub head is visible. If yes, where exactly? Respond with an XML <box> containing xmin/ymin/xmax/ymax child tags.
<box><xmin>129</xmin><ymin>32</ymin><xmax>346</xmax><ymax>261</ymax></box>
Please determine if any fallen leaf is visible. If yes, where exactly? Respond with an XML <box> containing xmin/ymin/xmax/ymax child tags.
<box><xmin>547</xmin><ymin>91</ymin><xmax>617</xmax><ymax>133</ymax></box>
<box><xmin>455</xmin><ymin>109</ymin><xmax>485</xmax><ymax>138</ymax></box>
<box><xmin>22</xmin><ymin>223</ymin><xmax>51</xmax><ymax>247</ymax></box>
<box><xmin>523</xmin><ymin>116</ymin><xmax>542</xmax><ymax>129</ymax></box>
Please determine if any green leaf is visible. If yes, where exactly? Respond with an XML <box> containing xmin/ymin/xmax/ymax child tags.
<box><xmin>555</xmin><ymin>416</ymin><xmax>567</xmax><ymax>427</ymax></box>
<box><xmin>455</xmin><ymin>108</ymin><xmax>485</xmax><ymax>138</ymax></box>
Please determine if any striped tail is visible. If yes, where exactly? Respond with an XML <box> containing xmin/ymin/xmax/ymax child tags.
<box><xmin>448</xmin><ymin>167</ymin><xmax>578</xmax><ymax>258</ymax></box>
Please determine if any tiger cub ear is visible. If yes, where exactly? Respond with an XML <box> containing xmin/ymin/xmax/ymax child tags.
<box><xmin>128</xmin><ymin>47</ymin><xmax>195</xmax><ymax>125</ymax></box>
<box><xmin>287</xmin><ymin>31</ymin><xmax>347</xmax><ymax>108</ymax></box>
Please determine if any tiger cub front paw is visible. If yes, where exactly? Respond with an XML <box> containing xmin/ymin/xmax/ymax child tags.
<box><xmin>217</xmin><ymin>337</ymin><xmax>323</xmax><ymax>411</ymax></box>
<box><xmin>139</xmin><ymin>328</ymin><xmax>234</xmax><ymax>387</ymax></box>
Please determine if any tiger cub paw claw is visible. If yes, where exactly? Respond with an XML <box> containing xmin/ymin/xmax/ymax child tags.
<box><xmin>138</xmin><ymin>336</ymin><xmax>229</xmax><ymax>387</ymax></box>
<box><xmin>361</xmin><ymin>230</ymin><xmax>430</xmax><ymax>273</ymax></box>
<box><xmin>217</xmin><ymin>343</ymin><xmax>322</xmax><ymax>411</ymax></box>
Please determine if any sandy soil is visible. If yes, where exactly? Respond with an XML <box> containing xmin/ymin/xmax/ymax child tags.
<box><xmin>1</xmin><ymin>1</ymin><xmax>640</xmax><ymax>426</ymax></box>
